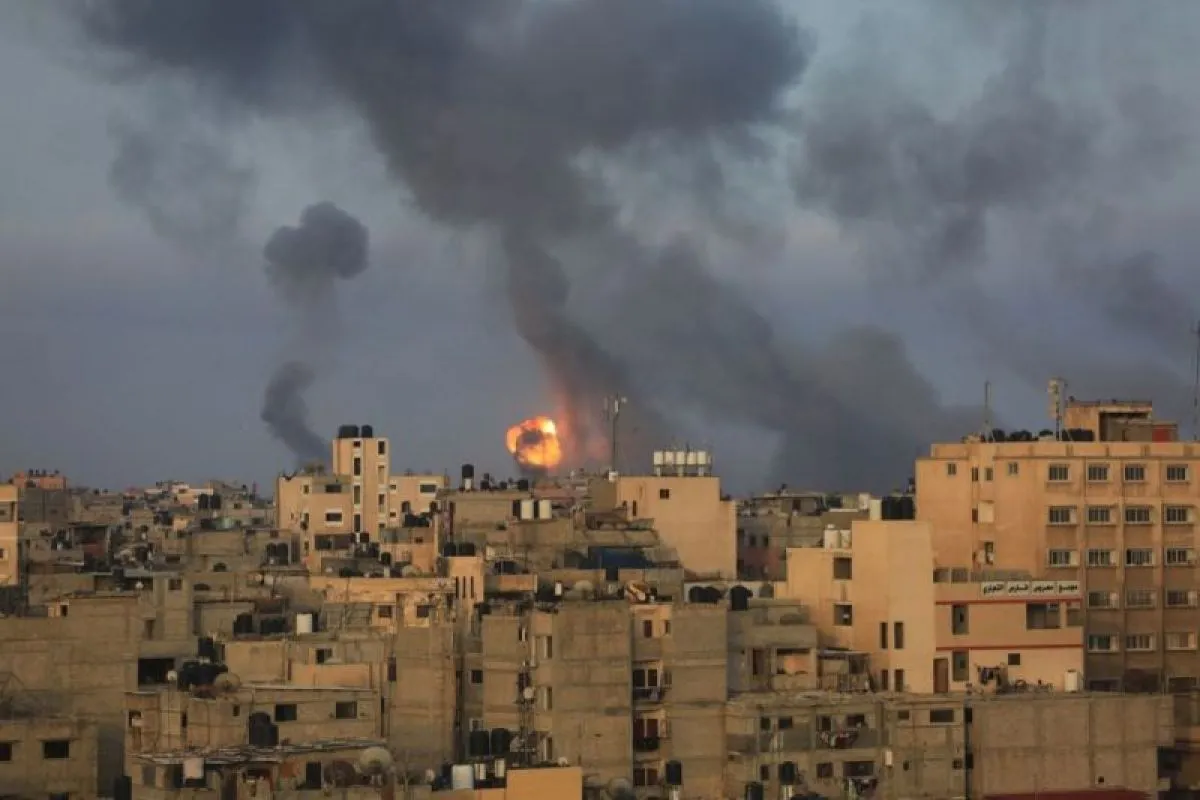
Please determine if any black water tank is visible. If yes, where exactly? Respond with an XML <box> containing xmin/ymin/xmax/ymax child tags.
<box><xmin>468</xmin><ymin>729</ymin><xmax>491</xmax><ymax>758</ymax></box>
<box><xmin>198</xmin><ymin>495</ymin><xmax>210</xmax><ymax>510</ymax></box>
<box><xmin>337</xmin><ymin>425</ymin><xmax>359</xmax><ymax>439</ymax></box>
<box><xmin>730</xmin><ymin>585</ymin><xmax>752</xmax><ymax>612</ymax></box>
<box><xmin>462</xmin><ymin>464</ymin><xmax>475</xmax><ymax>480</ymax></box>
<box><xmin>380</xmin><ymin>552</ymin><xmax>393</xmax><ymax>566</ymax></box>
<box><xmin>744</xmin><ymin>782</ymin><xmax>764</xmax><ymax>800</ymax></box>
<box><xmin>688</xmin><ymin>586</ymin><xmax>704</xmax><ymax>603</ymax></box>
<box><xmin>211</xmin><ymin>494</ymin><xmax>223</xmax><ymax>510</ymax></box>
<box><xmin>665</xmin><ymin>760</ymin><xmax>683</xmax><ymax>787</ymax></box>
<box><xmin>176</xmin><ymin>661</ymin><xmax>200</xmax><ymax>690</ymax></box>
<box><xmin>460</xmin><ymin>543</ymin><xmax>477</xmax><ymax>557</ymax></box>
<box><xmin>197</xmin><ymin>637</ymin><xmax>217</xmax><ymax>661</ymax></box>
<box><xmin>779</xmin><ymin>761</ymin><xmax>798</xmax><ymax>785</ymax></box>
<box><xmin>441</xmin><ymin>543</ymin><xmax>457</xmax><ymax>558</ymax></box>
<box><xmin>489</xmin><ymin>728</ymin><xmax>513</xmax><ymax>757</ymax></box>
<box><xmin>361</xmin><ymin>424</ymin><xmax>374</xmax><ymax>438</ymax></box>
<box><xmin>516</xmin><ymin>479</ymin><xmax>530</xmax><ymax>492</ymax></box>
<box><xmin>233</xmin><ymin>614</ymin><xmax>254</xmax><ymax>635</ymax></box>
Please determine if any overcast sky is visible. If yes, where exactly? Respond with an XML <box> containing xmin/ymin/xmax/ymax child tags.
<box><xmin>1</xmin><ymin>1</ymin><xmax>1198</xmax><ymax>493</ymax></box>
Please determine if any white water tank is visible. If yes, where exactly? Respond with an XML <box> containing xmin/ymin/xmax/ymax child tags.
<box><xmin>295</xmin><ymin>613</ymin><xmax>314</xmax><ymax>635</ymax></box>
<box><xmin>450</xmin><ymin>764</ymin><xmax>474</xmax><ymax>790</ymax></box>
<box><xmin>537</xmin><ymin>499</ymin><xmax>552</xmax><ymax>519</ymax></box>
<box><xmin>518</xmin><ymin>499</ymin><xmax>534</xmax><ymax>520</ymax></box>
<box><xmin>1064</xmin><ymin>669</ymin><xmax>1082</xmax><ymax>692</ymax></box>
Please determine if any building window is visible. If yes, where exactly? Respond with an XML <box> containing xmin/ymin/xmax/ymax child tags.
<box><xmin>0</xmin><ymin>742</ymin><xmax>11</xmax><ymax>762</ymax></box>
<box><xmin>470</xmin><ymin>670</ymin><xmax>483</xmax><ymax>685</ymax></box>
<box><xmin>1166</xmin><ymin>547</ymin><xmax>1194</xmax><ymax>566</ymax></box>
<box><xmin>642</xmin><ymin>620</ymin><xmax>653</xmax><ymax>638</ymax></box>
<box><xmin>418</xmin><ymin>482</ymin><xmax>439</xmax><ymax>495</ymax></box>
<box><xmin>946</xmin><ymin>463</ymin><xmax>958</xmax><ymax>477</ymax></box>
<box><xmin>538</xmin><ymin>635</ymin><xmax>554</xmax><ymax>660</ymax></box>
<box><xmin>951</xmin><ymin>605</ymin><xmax>969</xmax><ymax>635</ymax></box>
<box><xmin>879</xmin><ymin>622</ymin><xmax>888</xmax><ymax>649</ymax></box>
<box><xmin>971</xmin><ymin>466</ymin><xmax>979</xmax><ymax>482</ymax></box>
<box><xmin>1007</xmin><ymin>653</ymin><xmax>1021</xmax><ymax>666</ymax></box>
<box><xmin>1125</xmin><ymin>548</ymin><xmax>1154</xmax><ymax>567</ymax></box>
<box><xmin>353</xmin><ymin>457</ymin><xmax>362</xmax><ymax>477</ymax></box>
<box><xmin>1166</xmin><ymin>589</ymin><xmax>1198</xmax><ymax>608</ymax></box>
<box><xmin>833</xmin><ymin>604</ymin><xmax>853</xmax><ymax>626</ymax></box>
<box><xmin>952</xmin><ymin>650</ymin><xmax>968</xmax><ymax>682</ymax></box>
<box><xmin>815</xmin><ymin>763</ymin><xmax>834</xmax><ymax>779</ymax></box>
<box><xmin>168</xmin><ymin>578</ymin><xmax>182</xmax><ymax>591</ymax></box>
<box><xmin>930</xmin><ymin>708</ymin><xmax>956</xmax><ymax>724</ymax></box>
<box><xmin>1166</xmin><ymin>632</ymin><xmax>1197</xmax><ymax>651</ymax></box>
<box><xmin>1048</xmin><ymin>464</ymin><xmax>1070</xmax><ymax>482</ymax></box>
<box><xmin>1088</xmin><ymin>591</ymin><xmax>1118</xmax><ymax>609</ymax></box>
<box><xmin>274</xmin><ymin>704</ymin><xmax>298</xmax><ymax>722</ymax></box>
<box><xmin>334</xmin><ymin>702</ymin><xmax>358</xmax><ymax>719</ymax></box>
<box><xmin>42</xmin><ymin>740</ymin><xmax>70</xmax><ymax>760</ymax></box>
<box><xmin>1124</xmin><ymin>506</ymin><xmax>1152</xmax><ymax>524</ymax></box>
<box><xmin>377</xmin><ymin>440</ymin><xmax>387</xmax><ymax>455</ymax></box>
<box><xmin>1165</xmin><ymin>506</ymin><xmax>1193</xmax><ymax>524</ymax></box>
<box><xmin>894</xmin><ymin>669</ymin><xmax>905</xmax><ymax>690</ymax></box>
<box><xmin>1086</xmin><ymin>549</ymin><xmax>1115</xmax><ymax>567</ymax></box>
<box><xmin>1087</xmin><ymin>634</ymin><xmax>1119</xmax><ymax>653</ymax></box>
<box><xmin>633</xmin><ymin>767</ymin><xmax>659</xmax><ymax>787</ymax></box>
<box><xmin>1026</xmin><ymin>602</ymin><xmax>1061</xmax><ymax>629</ymax></box>
<box><xmin>539</xmin><ymin>686</ymin><xmax>553</xmax><ymax>711</ymax></box>
<box><xmin>984</xmin><ymin>466</ymin><xmax>993</xmax><ymax>481</ymax></box>
<box><xmin>658</xmin><ymin>488</ymin><xmax>670</xmax><ymax>500</ymax></box>
<box><xmin>1124</xmin><ymin>464</ymin><xmax>1146</xmax><ymax>482</ymax></box>
<box><xmin>1167</xmin><ymin>465</ymin><xmax>1190</xmax><ymax>482</ymax></box>
<box><xmin>377</xmin><ymin>605</ymin><xmax>393</xmax><ymax>619</ymax></box>
<box><xmin>1125</xmin><ymin>589</ymin><xmax>1156</xmax><ymax>608</ymax></box>
<box><xmin>1086</xmin><ymin>506</ymin><xmax>1112</xmax><ymax>524</ymax></box>
<box><xmin>1125</xmin><ymin>634</ymin><xmax>1155</xmax><ymax>652</ymax></box>
<box><xmin>353</xmin><ymin>485</ymin><xmax>362</xmax><ymax>505</ymax></box>
<box><xmin>324</xmin><ymin>510</ymin><xmax>343</xmax><ymax>525</ymax></box>
<box><xmin>1047</xmin><ymin>506</ymin><xmax>1076</xmax><ymax>525</ymax></box>
<box><xmin>1066</xmin><ymin>601</ymin><xmax>1083</xmax><ymax>626</ymax></box>
<box><xmin>1047</xmin><ymin>549</ymin><xmax>1077</xmax><ymax>567</ymax></box>
<box><xmin>1086</xmin><ymin>464</ymin><xmax>1110</xmax><ymax>482</ymax></box>
<box><xmin>1007</xmin><ymin>462</ymin><xmax>1019</xmax><ymax>476</ymax></box>
<box><xmin>833</xmin><ymin>557</ymin><xmax>853</xmax><ymax>580</ymax></box>
<box><xmin>894</xmin><ymin>621</ymin><xmax>905</xmax><ymax>649</ymax></box>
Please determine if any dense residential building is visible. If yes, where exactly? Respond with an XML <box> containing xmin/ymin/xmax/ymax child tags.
<box><xmin>4</xmin><ymin>409</ymin><xmax>1197</xmax><ymax>798</ymax></box>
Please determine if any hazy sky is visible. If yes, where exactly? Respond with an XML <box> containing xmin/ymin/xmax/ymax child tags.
<box><xmin>2</xmin><ymin>1</ymin><xmax>1199</xmax><ymax>493</ymax></box>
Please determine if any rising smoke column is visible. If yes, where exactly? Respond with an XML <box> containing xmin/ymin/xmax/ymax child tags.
<box><xmin>72</xmin><ymin>0</ymin><xmax>809</xmax><ymax>472</ymax></box>
<box><xmin>260</xmin><ymin>202</ymin><xmax>369</xmax><ymax>464</ymax></box>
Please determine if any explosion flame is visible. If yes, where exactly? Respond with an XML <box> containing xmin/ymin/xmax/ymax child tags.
<box><xmin>506</xmin><ymin>416</ymin><xmax>563</xmax><ymax>472</ymax></box>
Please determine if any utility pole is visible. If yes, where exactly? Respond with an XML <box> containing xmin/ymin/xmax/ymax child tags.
<box><xmin>603</xmin><ymin>395</ymin><xmax>627</xmax><ymax>473</ymax></box>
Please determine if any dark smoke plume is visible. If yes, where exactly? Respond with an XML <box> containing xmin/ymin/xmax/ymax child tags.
<box><xmin>260</xmin><ymin>202</ymin><xmax>369</xmax><ymax>463</ymax></box>
<box><xmin>72</xmin><ymin>0</ymin><xmax>814</xmax><ymax>476</ymax></box>
<box><xmin>261</xmin><ymin>361</ymin><xmax>326</xmax><ymax>464</ymax></box>
<box><xmin>790</xmin><ymin>2</ymin><xmax>1195</xmax><ymax>415</ymax></box>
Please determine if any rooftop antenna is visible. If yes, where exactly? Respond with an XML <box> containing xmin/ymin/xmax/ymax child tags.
<box><xmin>1193</xmin><ymin>321</ymin><xmax>1200</xmax><ymax>440</ymax></box>
<box><xmin>982</xmin><ymin>380</ymin><xmax>992</xmax><ymax>437</ymax></box>
<box><xmin>603</xmin><ymin>394</ymin><xmax>627</xmax><ymax>473</ymax></box>
<box><xmin>1048</xmin><ymin>378</ymin><xmax>1065</xmax><ymax>438</ymax></box>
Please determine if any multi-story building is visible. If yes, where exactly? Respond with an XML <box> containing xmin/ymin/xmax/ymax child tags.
<box><xmin>0</xmin><ymin>483</ymin><xmax>17</xmax><ymax>588</ymax></box>
<box><xmin>783</xmin><ymin>519</ymin><xmax>1084</xmax><ymax>693</ymax></box>
<box><xmin>915</xmin><ymin>397</ymin><xmax>1200</xmax><ymax>692</ymax></box>
<box><xmin>0</xmin><ymin>715</ymin><xmax>97</xmax><ymax>798</ymax></box>
<box><xmin>727</xmin><ymin>690</ymin><xmax>1172</xmax><ymax>799</ymax></box>
<box><xmin>332</xmin><ymin>424</ymin><xmax>393</xmax><ymax>540</ymax></box>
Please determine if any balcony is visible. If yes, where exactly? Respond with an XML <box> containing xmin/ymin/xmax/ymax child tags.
<box><xmin>633</xmin><ymin>736</ymin><xmax>661</xmax><ymax>753</ymax></box>
<box><xmin>632</xmin><ymin>686</ymin><xmax>668</xmax><ymax>704</ymax></box>
<box><xmin>816</xmin><ymin>728</ymin><xmax>879</xmax><ymax>750</ymax></box>
<box><xmin>758</xmin><ymin>728</ymin><xmax>813</xmax><ymax>752</ymax></box>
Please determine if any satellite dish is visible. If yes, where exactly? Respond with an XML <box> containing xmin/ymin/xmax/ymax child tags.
<box><xmin>357</xmin><ymin>746</ymin><xmax>394</xmax><ymax>775</ymax></box>
<box><xmin>213</xmin><ymin>673</ymin><xmax>242</xmax><ymax>693</ymax></box>
<box><xmin>607</xmin><ymin>777</ymin><xmax>636</xmax><ymax>799</ymax></box>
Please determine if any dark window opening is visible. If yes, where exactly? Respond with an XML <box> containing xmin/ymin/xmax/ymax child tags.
<box><xmin>43</xmin><ymin>740</ymin><xmax>71</xmax><ymax>760</ymax></box>
<box><xmin>274</xmin><ymin>704</ymin><xmax>298</xmax><ymax>722</ymax></box>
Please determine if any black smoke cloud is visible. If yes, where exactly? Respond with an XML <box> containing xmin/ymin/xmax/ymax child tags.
<box><xmin>790</xmin><ymin>3</ymin><xmax>1196</xmax><ymax>404</ymax></box>
<box><xmin>261</xmin><ymin>202</ymin><xmax>369</xmax><ymax>464</ymax></box>
<box><xmin>71</xmin><ymin>0</ymin><xmax>1103</xmax><ymax>489</ymax></box>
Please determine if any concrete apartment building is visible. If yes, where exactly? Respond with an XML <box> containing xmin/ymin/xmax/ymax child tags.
<box><xmin>727</xmin><ymin>690</ymin><xmax>1172</xmax><ymax>799</ymax></box>
<box><xmin>784</xmin><ymin>519</ymin><xmax>1084</xmax><ymax>693</ymax></box>
<box><xmin>915</xmin><ymin>398</ymin><xmax>1200</xmax><ymax>692</ymax></box>
<box><xmin>0</xmin><ymin>483</ymin><xmax>16</xmax><ymax>588</ymax></box>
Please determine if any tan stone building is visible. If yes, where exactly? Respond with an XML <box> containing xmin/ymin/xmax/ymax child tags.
<box><xmin>915</xmin><ymin>398</ymin><xmax>1200</xmax><ymax>692</ymax></box>
<box><xmin>727</xmin><ymin>690</ymin><xmax>1172</xmax><ymax>799</ymax></box>
<box><xmin>0</xmin><ymin>715</ymin><xmax>97</xmax><ymax>798</ymax></box>
<box><xmin>0</xmin><ymin>483</ymin><xmax>17</xmax><ymax>589</ymax></box>
<box><xmin>783</xmin><ymin>519</ymin><xmax>1084</xmax><ymax>694</ymax></box>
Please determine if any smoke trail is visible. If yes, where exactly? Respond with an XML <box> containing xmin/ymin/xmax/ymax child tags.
<box><xmin>70</xmin><ymin>0</ymin><xmax>809</xmax><ymax>472</ymax></box>
<box><xmin>260</xmin><ymin>202</ymin><xmax>369</xmax><ymax>463</ymax></box>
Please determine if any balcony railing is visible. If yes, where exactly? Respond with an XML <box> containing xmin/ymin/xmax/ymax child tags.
<box><xmin>632</xmin><ymin>686</ymin><xmax>668</xmax><ymax>703</ymax></box>
<box><xmin>816</xmin><ymin>728</ymin><xmax>879</xmax><ymax>750</ymax></box>
<box><xmin>633</xmin><ymin>736</ymin><xmax>661</xmax><ymax>753</ymax></box>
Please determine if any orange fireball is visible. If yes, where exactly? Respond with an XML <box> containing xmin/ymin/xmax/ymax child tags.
<box><xmin>506</xmin><ymin>416</ymin><xmax>563</xmax><ymax>471</ymax></box>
